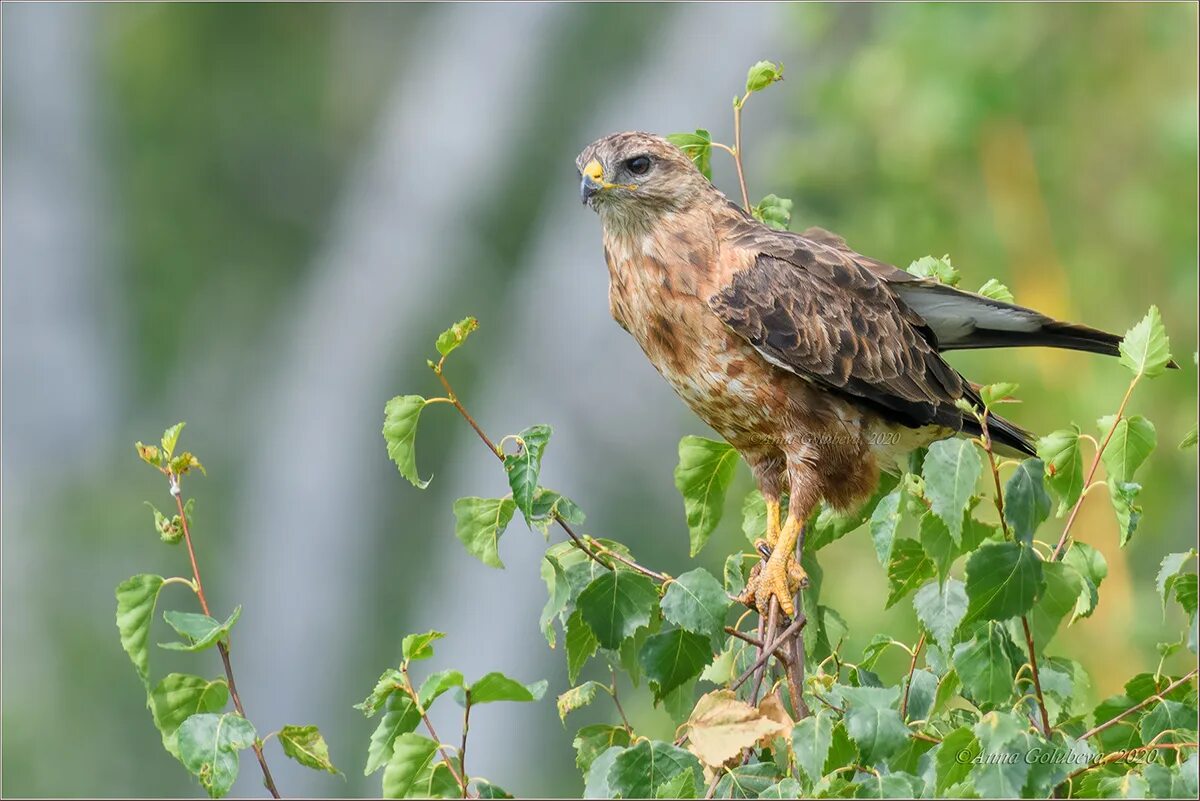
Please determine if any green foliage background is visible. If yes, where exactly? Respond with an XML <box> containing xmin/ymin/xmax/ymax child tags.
<box><xmin>2</xmin><ymin>2</ymin><xmax>1196</xmax><ymax>797</ymax></box>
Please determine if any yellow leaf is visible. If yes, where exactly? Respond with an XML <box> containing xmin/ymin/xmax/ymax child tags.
<box><xmin>685</xmin><ymin>689</ymin><xmax>790</xmax><ymax>769</ymax></box>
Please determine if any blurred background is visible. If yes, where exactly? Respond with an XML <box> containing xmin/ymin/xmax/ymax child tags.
<box><xmin>2</xmin><ymin>2</ymin><xmax>1196</xmax><ymax>797</ymax></box>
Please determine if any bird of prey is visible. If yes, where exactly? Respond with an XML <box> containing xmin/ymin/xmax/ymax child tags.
<box><xmin>576</xmin><ymin>131</ymin><xmax>1139</xmax><ymax>617</ymax></box>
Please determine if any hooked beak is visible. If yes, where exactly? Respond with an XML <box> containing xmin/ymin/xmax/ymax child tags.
<box><xmin>580</xmin><ymin>159</ymin><xmax>605</xmax><ymax>205</ymax></box>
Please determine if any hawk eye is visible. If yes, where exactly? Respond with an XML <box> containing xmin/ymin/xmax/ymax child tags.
<box><xmin>626</xmin><ymin>155</ymin><xmax>651</xmax><ymax>176</ymax></box>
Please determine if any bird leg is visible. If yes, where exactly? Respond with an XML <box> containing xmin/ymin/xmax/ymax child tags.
<box><xmin>753</xmin><ymin>514</ymin><xmax>807</xmax><ymax>617</ymax></box>
<box><xmin>737</xmin><ymin>507</ymin><xmax>807</xmax><ymax>616</ymax></box>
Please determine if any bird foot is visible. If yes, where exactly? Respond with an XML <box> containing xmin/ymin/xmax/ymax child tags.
<box><xmin>735</xmin><ymin>549</ymin><xmax>807</xmax><ymax>617</ymax></box>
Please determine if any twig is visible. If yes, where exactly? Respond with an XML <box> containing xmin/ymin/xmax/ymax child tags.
<box><xmin>434</xmin><ymin>366</ymin><xmax>667</xmax><ymax>584</ymax></box>
<box><xmin>785</xmin><ymin>524</ymin><xmax>810</xmax><ymax>720</ymax></box>
<box><xmin>401</xmin><ymin>665</ymin><xmax>468</xmax><ymax>795</ymax></box>
<box><xmin>750</xmin><ymin>601</ymin><xmax>780</xmax><ymax>705</ymax></box>
<box><xmin>979</xmin><ymin>411</ymin><xmax>1052</xmax><ymax>739</ymax></box>
<box><xmin>900</xmin><ymin>633</ymin><xmax>926</xmax><ymax>722</ymax></box>
<box><xmin>704</xmin><ymin>770</ymin><xmax>723</xmax><ymax>799</ymax></box>
<box><xmin>1058</xmin><ymin>742</ymin><xmax>1200</xmax><ymax>790</ymax></box>
<box><xmin>723</xmin><ymin>626</ymin><xmax>791</xmax><ymax>665</ymax></box>
<box><xmin>1051</xmin><ymin>377</ymin><xmax>1139</xmax><ymax>560</ymax></box>
<box><xmin>609</xmin><ymin>668</ymin><xmax>633</xmax><ymax>733</ymax></box>
<box><xmin>172</xmin><ymin>484</ymin><xmax>281</xmax><ymax>799</ymax></box>
<box><xmin>1019</xmin><ymin>617</ymin><xmax>1053</xmax><ymax>738</ymax></box>
<box><xmin>731</xmin><ymin>614</ymin><xmax>808</xmax><ymax>691</ymax></box>
<box><xmin>731</xmin><ymin>93</ymin><xmax>752</xmax><ymax>210</ymax></box>
<box><xmin>459</xmin><ymin>695</ymin><xmax>472</xmax><ymax>799</ymax></box>
<box><xmin>1077</xmin><ymin>669</ymin><xmax>1198</xmax><ymax>742</ymax></box>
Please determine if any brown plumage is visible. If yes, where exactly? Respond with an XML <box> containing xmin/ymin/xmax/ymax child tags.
<box><xmin>576</xmin><ymin>131</ymin><xmax>1133</xmax><ymax>616</ymax></box>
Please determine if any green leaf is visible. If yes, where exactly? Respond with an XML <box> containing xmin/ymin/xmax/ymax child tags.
<box><xmin>674</xmin><ymin>436</ymin><xmax>739</xmax><ymax>556</ymax></box>
<box><xmin>807</xmin><ymin>473</ymin><xmax>901</xmax><ymax>552</ymax></box>
<box><xmin>557</xmin><ymin>681</ymin><xmax>604</xmax><ymax>723</ymax></box>
<box><xmin>980</xmin><ymin>382</ymin><xmax>1020</xmax><ymax>408</ymax></box>
<box><xmin>922</xmin><ymin>438</ymin><xmax>981</xmax><ymax>544</ymax></box>
<box><xmin>869</xmin><ymin>487</ymin><xmax>904</xmax><ymax>567</ymax></box>
<box><xmin>504</xmin><ymin>424</ymin><xmax>552</xmax><ymax>526</ymax></box>
<box><xmin>1119</xmin><ymin>305</ymin><xmax>1173</xmax><ymax>379</ymax></box>
<box><xmin>566</xmin><ymin>610</ymin><xmax>599</xmax><ymax>684</ymax></box>
<box><xmin>608</xmin><ymin>739</ymin><xmax>701</xmax><ymax>799</ymax></box>
<box><xmin>452</xmin><ymin>497</ymin><xmax>517</xmax><ymax>568</ymax></box>
<box><xmin>907</xmin><ymin>254</ymin><xmax>961</xmax><ymax>287</ymax></box>
<box><xmin>1098</xmin><ymin>773</ymin><xmax>1150</xmax><ymax>799</ymax></box>
<box><xmin>149</xmin><ymin>674</ymin><xmax>229</xmax><ymax>759</ymax></box>
<box><xmin>383</xmin><ymin>395</ymin><xmax>430</xmax><ymax>489</ymax></box>
<box><xmin>791</xmin><ymin>710</ymin><xmax>834</xmax><ymax>783</ymax></box>
<box><xmin>914</xmin><ymin>578</ymin><xmax>968</xmax><ymax>649</ymax></box>
<box><xmin>356</xmin><ymin>669</ymin><xmax>403</xmax><ymax>717</ymax></box>
<box><xmin>584</xmin><ymin>745</ymin><xmax>624</xmax><ymax>798</ymax></box>
<box><xmin>381</xmin><ymin>733</ymin><xmax>440</xmax><ymax>799</ymax></box>
<box><xmin>1174</xmin><ymin>574</ymin><xmax>1198</xmax><ymax>617</ymax></box>
<box><xmin>840</xmin><ymin>685</ymin><xmax>909</xmax><ymax>762</ymax></box>
<box><xmin>434</xmin><ymin>316</ymin><xmax>478</xmax><ymax>357</ymax></box>
<box><xmin>977</xmin><ymin>279</ymin><xmax>1014</xmax><ymax>303</ymax></box>
<box><xmin>1139</xmin><ymin>700</ymin><xmax>1197</xmax><ymax>746</ymax></box>
<box><xmin>886</xmin><ymin>538</ymin><xmax>936</xmax><ymax>609</ymax></box>
<box><xmin>964</xmin><ymin>542</ymin><xmax>1045</xmax><ymax>622</ymax></box>
<box><xmin>953</xmin><ymin>622</ymin><xmax>1019</xmax><ymax>708</ymax></box>
<box><xmin>661</xmin><ymin>568</ymin><xmax>730</xmax><ymax>645</ymax></box>
<box><xmin>539</xmin><ymin>553</ymin><xmax>570</xmax><ymax>647</ymax></box>
<box><xmin>640</xmin><ymin>629</ymin><xmax>713</xmax><ymax>702</ymax></box>
<box><xmin>919</xmin><ymin>511</ymin><xmax>957</xmax><ymax>580</ymax></box>
<box><xmin>745</xmin><ymin>60</ymin><xmax>783</xmax><ymax>93</ymax></box>
<box><xmin>159</xmin><ymin>606</ymin><xmax>241</xmax><ymax>652</ymax></box>
<box><xmin>466</xmin><ymin>672</ymin><xmax>547</xmax><ymax>704</ymax></box>
<box><xmin>752</xmin><ymin>194</ymin><xmax>793</xmax><ymax>231</ymax></box>
<box><xmin>758</xmin><ymin>778</ymin><xmax>801</xmax><ymax>799</ymax></box>
<box><xmin>1064</xmin><ymin>542</ymin><xmax>1107</xmax><ymax>621</ymax></box>
<box><xmin>715</xmin><ymin>762</ymin><xmax>781</xmax><ymax>797</ymax></box>
<box><xmin>1109</xmin><ymin>480</ymin><xmax>1143</xmax><ymax>547</ymax></box>
<box><xmin>666</xmin><ymin>130</ymin><xmax>713</xmax><ymax>181</ymax></box>
<box><xmin>1003</xmin><ymin>458</ymin><xmax>1051</xmax><ymax>544</ymax></box>
<box><xmin>529</xmin><ymin>488</ymin><xmax>585</xmax><ymax>537</ymax></box>
<box><xmin>1180</xmin><ymin>425</ymin><xmax>1198</xmax><ymax>450</ymax></box>
<box><xmin>402</xmin><ymin>630</ymin><xmax>445</xmax><ymax>662</ymax></box>
<box><xmin>1038</xmin><ymin>427</ymin><xmax>1084</xmax><ymax>516</ymax></box>
<box><xmin>161</xmin><ymin>422</ymin><xmax>186</xmax><ymax>458</ymax></box>
<box><xmin>417</xmin><ymin>669</ymin><xmax>464</xmax><ymax>710</ymax></box>
<box><xmin>279</xmin><ymin>724</ymin><xmax>340</xmax><ymax>775</ymax></box>
<box><xmin>136</xmin><ymin>441</ymin><xmax>166</xmax><ymax>468</ymax></box>
<box><xmin>365</xmin><ymin>692</ymin><xmax>421</xmax><ymax>775</ymax></box>
<box><xmin>655</xmin><ymin>770</ymin><xmax>698</xmax><ymax>799</ymax></box>
<box><xmin>116</xmin><ymin>574</ymin><xmax>165</xmax><ymax>688</ymax></box>
<box><xmin>415</xmin><ymin>762</ymin><xmax>463</xmax><ymax>798</ymax></box>
<box><xmin>934</xmin><ymin>727</ymin><xmax>978</xmax><ymax>794</ymax></box>
<box><xmin>576</xmin><ymin>570</ymin><xmax>659</xmax><ymax>650</ymax></box>
<box><xmin>573</xmin><ymin>724</ymin><xmax>630</xmax><ymax>775</ymax></box>
<box><xmin>1099</xmin><ymin>415</ymin><xmax>1157</xmax><ymax>483</ymax></box>
<box><xmin>177</xmin><ymin>712</ymin><xmax>257</xmax><ymax>799</ymax></box>
<box><xmin>1024</xmin><ymin>561</ymin><xmax>1082</xmax><ymax>651</ymax></box>
<box><xmin>724</xmin><ymin>553</ymin><xmax>748</xmax><ymax>596</ymax></box>
<box><xmin>972</xmin><ymin>712</ymin><xmax>1031</xmax><ymax>797</ymax></box>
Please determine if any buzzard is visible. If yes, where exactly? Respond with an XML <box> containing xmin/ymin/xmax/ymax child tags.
<box><xmin>576</xmin><ymin>131</ymin><xmax>1140</xmax><ymax>617</ymax></box>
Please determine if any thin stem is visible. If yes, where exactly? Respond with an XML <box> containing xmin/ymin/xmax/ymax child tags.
<box><xmin>1077</xmin><ymin>669</ymin><xmax>1197</xmax><ymax>742</ymax></box>
<box><xmin>900</xmin><ymin>633</ymin><xmax>926</xmax><ymax>721</ymax></box>
<box><xmin>980</xmin><ymin>410</ymin><xmax>1011</xmax><ymax>540</ymax></box>
<box><xmin>731</xmin><ymin>613</ymin><xmax>807</xmax><ymax>691</ymax></box>
<box><xmin>434</xmin><ymin>366</ymin><xmax>668</xmax><ymax>583</ymax></box>
<box><xmin>459</xmin><ymin>696</ymin><xmax>472</xmax><ymax>799</ymax></box>
<box><xmin>731</xmin><ymin>93</ymin><xmax>751</xmax><ymax>210</ymax></box>
<box><xmin>1020</xmin><ymin>616</ymin><xmax>1053</xmax><ymax>738</ymax></box>
<box><xmin>750</xmin><ymin>601</ymin><xmax>780</xmax><ymax>705</ymax></box>
<box><xmin>401</xmin><ymin>665</ymin><xmax>468</xmax><ymax>795</ymax></box>
<box><xmin>609</xmin><ymin>668</ymin><xmax>633</xmax><ymax>733</ymax></box>
<box><xmin>172</xmin><ymin>486</ymin><xmax>281</xmax><ymax>799</ymax></box>
<box><xmin>785</xmin><ymin>525</ymin><xmax>810</xmax><ymax>720</ymax></box>
<box><xmin>1051</xmin><ymin>377</ymin><xmax>1140</xmax><ymax>560</ymax></box>
<box><xmin>723</xmin><ymin>626</ymin><xmax>791</xmax><ymax>665</ymax></box>
<box><xmin>1058</xmin><ymin>742</ymin><xmax>1200</xmax><ymax>791</ymax></box>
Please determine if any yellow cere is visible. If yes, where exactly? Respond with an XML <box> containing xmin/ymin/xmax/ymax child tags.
<box><xmin>583</xmin><ymin>160</ymin><xmax>604</xmax><ymax>182</ymax></box>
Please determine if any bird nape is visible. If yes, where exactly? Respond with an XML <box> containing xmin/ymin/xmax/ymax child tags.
<box><xmin>576</xmin><ymin>129</ymin><xmax>1174</xmax><ymax>618</ymax></box>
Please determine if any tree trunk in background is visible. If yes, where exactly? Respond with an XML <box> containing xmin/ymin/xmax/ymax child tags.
<box><xmin>227</xmin><ymin>4</ymin><xmax>562</xmax><ymax>794</ymax></box>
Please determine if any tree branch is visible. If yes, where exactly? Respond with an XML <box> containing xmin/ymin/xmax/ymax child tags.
<box><xmin>1019</xmin><ymin>616</ymin><xmax>1053</xmax><ymax>738</ymax></box>
<box><xmin>900</xmin><ymin>633</ymin><xmax>926</xmax><ymax>722</ymax></box>
<box><xmin>401</xmin><ymin>665</ymin><xmax>467</xmax><ymax>795</ymax></box>
<box><xmin>1077</xmin><ymin>669</ymin><xmax>1198</xmax><ymax>742</ymax></box>
<box><xmin>171</xmin><ymin>481</ymin><xmax>281</xmax><ymax>799</ymax></box>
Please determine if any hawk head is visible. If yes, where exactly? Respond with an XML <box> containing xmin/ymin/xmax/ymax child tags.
<box><xmin>576</xmin><ymin>132</ymin><xmax>716</xmax><ymax>229</ymax></box>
